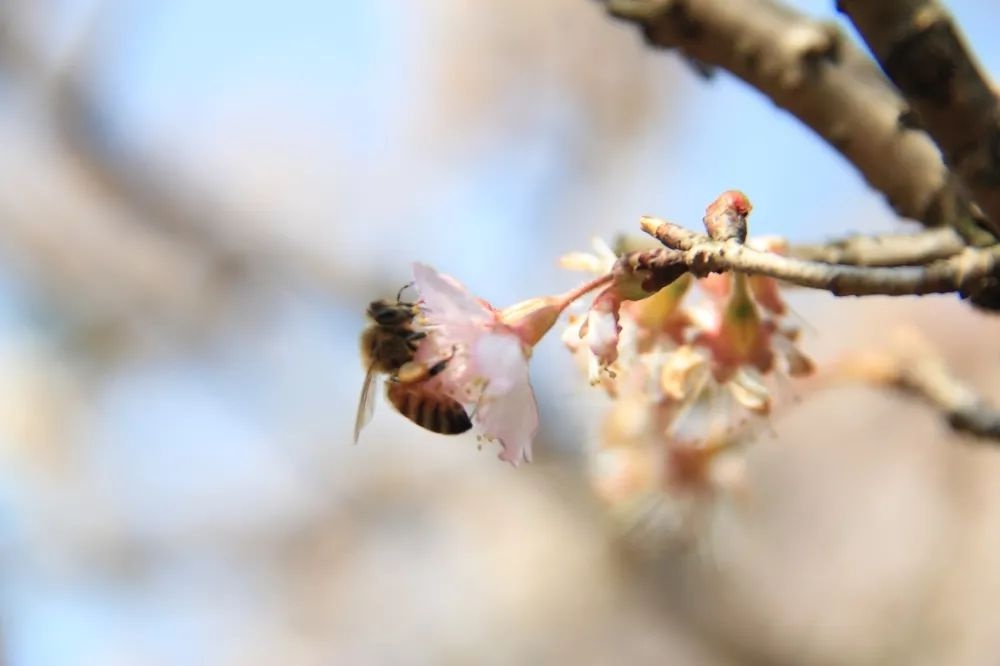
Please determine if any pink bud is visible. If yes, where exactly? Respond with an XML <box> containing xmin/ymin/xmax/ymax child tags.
<box><xmin>703</xmin><ymin>190</ymin><xmax>751</xmax><ymax>243</ymax></box>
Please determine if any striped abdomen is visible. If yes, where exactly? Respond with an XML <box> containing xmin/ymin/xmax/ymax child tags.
<box><xmin>386</xmin><ymin>383</ymin><xmax>472</xmax><ymax>435</ymax></box>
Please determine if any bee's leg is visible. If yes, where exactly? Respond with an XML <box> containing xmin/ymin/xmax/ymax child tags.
<box><xmin>426</xmin><ymin>346</ymin><xmax>458</xmax><ymax>378</ymax></box>
<box><xmin>404</xmin><ymin>329</ymin><xmax>426</xmax><ymax>351</ymax></box>
<box><xmin>397</xmin><ymin>346</ymin><xmax>458</xmax><ymax>385</ymax></box>
<box><xmin>395</xmin><ymin>361</ymin><xmax>428</xmax><ymax>384</ymax></box>
<box><xmin>426</xmin><ymin>359</ymin><xmax>449</xmax><ymax>377</ymax></box>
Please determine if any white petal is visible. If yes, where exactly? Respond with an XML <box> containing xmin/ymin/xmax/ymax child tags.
<box><xmin>728</xmin><ymin>368</ymin><xmax>771</xmax><ymax>414</ymax></box>
<box><xmin>686</xmin><ymin>301</ymin><xmax>721</xmax><ymax>333</ymax></box>
<box><xmin>591</xmin><ymin>237</ymin><xmax>618</xmax><ymax>265</ymax></box>
<box><xmin>585</xmin><ymin>307</ymin><xmax>619</xmax><ymax>365</ymax></box>
<box><xmin>558</xmin><ymin>252</ymin><xmax>605</xmax><ymax>273</ymax></box>
<box><xmin>660</xmin><ymin>345</ymin><xmax>708</xmax><ymax>401</ymax></box>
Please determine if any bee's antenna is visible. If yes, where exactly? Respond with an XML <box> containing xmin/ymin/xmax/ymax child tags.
<box><xmin>396</xmin><ymin>282</ymin><xmax>415</xmax><ymax>303</ymax></box>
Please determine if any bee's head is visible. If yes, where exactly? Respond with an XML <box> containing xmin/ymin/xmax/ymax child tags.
<box><xmin>367</xmin><ymin>299</ymin><xmax>414</xmax><ymax>326</ymax></box>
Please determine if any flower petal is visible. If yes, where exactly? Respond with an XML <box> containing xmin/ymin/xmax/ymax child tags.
<box><xmin>472</xmin><ymin>332</ymin><xmax>525</xmax><ymax>395</ymax></box>
<box><xmin>783</xmin><ymin>345</ymin><xmax>815</xmax><ymax>377</ymax></box>
<box><xmin>412</xmin><ymin>262</ymin><xmax>493</xmax><ymax>330</ymax></box>
<box><xmin>584</xmin><ymin>292</ymin><xmax>621</xmax><ymax>367</ymax></box>
<box><xmin>559</xmin><ymin>251</ymin><xmax>607</xmax><ymax>274</ymax></box>
<box><xmin>470</xmin><ymin>332</ymin><xmax>538</xmax><ymax>465</ymax></box>
<box><xmin>727</xmin><ymin>368</ymin><xmax>771</xmax><ymax>415</ymax></box>
<box><xmin>478</xmin><ymin>375</ymin><xmax>538</xmax><ymax>465</ymax></box>
<box><xmin>659</xmin><ymin>345</ymin><xmax>708</xmax><ymax>402</ymax></box>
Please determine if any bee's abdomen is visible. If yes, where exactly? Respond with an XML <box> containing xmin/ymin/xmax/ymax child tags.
<box><xmin>436</xmin><ymin>399</ymin><xmax>472</xmax><ymax>435</ymax></box>
<box><xmin>388</xmin><ymin>385</ymin><xmax>471</xmax><ymax>436</ymax></box>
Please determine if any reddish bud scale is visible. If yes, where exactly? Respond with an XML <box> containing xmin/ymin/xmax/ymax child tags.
<box><xmin>748</xmin><ymin>275</ymin><xmax>787</xmax><ymax>315</ymax></box>
<box><xmin>703</xmin><ymin>190</ymin><xmax>751</xmax><ymax>243</ymax></box>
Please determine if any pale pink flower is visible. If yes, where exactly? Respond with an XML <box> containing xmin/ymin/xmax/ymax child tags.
<box><xmin>412</xmin><ymin>262</ymin><xmax>610</xmax><ymax>465</ymax></box>
<box><xmin>413</xmin><ymin>263</ymin><xmax>612</xmax><ymax>465</ymax></box>
<box><xmin>411</xmin><ymin>262</ymin><xmax>538</xmax><ymax>465</ymax></box>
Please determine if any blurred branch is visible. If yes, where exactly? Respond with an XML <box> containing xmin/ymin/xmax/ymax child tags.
<box><xmin>790</xmin><ymin>227</ymin><xmax>965</xmax><ymax>266</ymax></box>
<box><xmin>845</xmin><ymin>343</ymin><xmax>1000</xmax><ymax>442</ymax></box>
<box><xmin>600</xmin><ymin>0</ymin><xmax>989</xmax><ymax>239</ymax></box>
<box><xmin>639</xmin><ymin>216</ymin><xmax>1000</xmax><ymax>299</ymax></box>
<box><xmin>0</xmin><ymin>2</ymin><xmax>252</xmax><ymax>346</ymax></box>
<box><xmin>0</xmin><ymin>0</ymin><xmax>392</xmax><ymax>338</ymax></box>
<box><xmin>42</xmin><ymin>1</ymin><xmax>260</xmax><ymax>278</ymax></box>
<box><xmin>47</xmin><ymin>14</ymin><xmax>401</xmax><ymax>302</ymax></box>
<box><xmin>51</xmin><ymin>77</ymin><xmax>253</xmax><ymax>273</ymax></box>
<box><xmin>837</xmin><ymin>0</ymin><xmax>1000</xmax><ymax>237</ymax></box>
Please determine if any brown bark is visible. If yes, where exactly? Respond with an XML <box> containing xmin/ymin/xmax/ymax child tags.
<box><xmin>838</xmin><ymin>0</ymin><xmax>1000</xmax><ymax>236</ymax></box>
<box><xmin>601</xmin><ymin>0</ymin><xmax>985</xmax><ymax>236</ymax></box>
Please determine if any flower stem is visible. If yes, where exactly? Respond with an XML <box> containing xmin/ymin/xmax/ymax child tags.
<box><xmin>556</xmin><ymin>272</ymin><xmax>614</xmax><ymax>311</ymax></box>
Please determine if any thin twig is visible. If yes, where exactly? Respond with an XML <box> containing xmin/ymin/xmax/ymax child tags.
<box><xmin>639</xmin><ymin>217</ymin><xmax>1000</xmax><ymax>298</ymax></box>
<box><xmin>845</xmin><ymin>343</ymin><xmax>1000</xmax><ymax>441</ymax></box>
<box><xmin>790</xmin><ymin>227</ymin><xmax>965</xmax><ymax>266</ymax></box>
<box><xmin>838</xmin><ymin>0</ymin><xmax>1000</xmax><ymax>236</ymax></box>
<box><xmin>600</xmin><ymin>0</ymin><xmax>986</xmax><ymax>237</ymax></box>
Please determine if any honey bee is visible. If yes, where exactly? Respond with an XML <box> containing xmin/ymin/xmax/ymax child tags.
<box><xmin>354</xmin><ymin>289</ymin><xmax>472</xmax><ymax>441</ymax></box>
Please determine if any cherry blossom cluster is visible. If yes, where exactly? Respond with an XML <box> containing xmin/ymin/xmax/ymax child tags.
<box><xmin>404</xmin><ymin>192</ymin><xmax>813</xmax><ymax>484</ymax></box>
<box><xmin>554</xmin><ymin>192</ymin><xmax>812</xmax><ymax>517</ymax></box>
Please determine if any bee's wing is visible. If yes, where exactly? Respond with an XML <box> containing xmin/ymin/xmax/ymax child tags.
<box><xmin>353</xmin><ymin>364</ymin><xmax>380</xmax><ymax>443</ymax></box>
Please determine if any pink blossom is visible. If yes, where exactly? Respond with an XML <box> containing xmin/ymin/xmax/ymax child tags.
<box><xmin>411</xmin><ymin>262</ymin><xmax>540</xmax><ymax>465</ymax></box>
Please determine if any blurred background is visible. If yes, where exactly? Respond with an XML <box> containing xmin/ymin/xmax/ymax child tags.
<box><xmin>1</xmin><ymin>1</ymin><xmax>1000</xmax><ymax>664</ymax></box>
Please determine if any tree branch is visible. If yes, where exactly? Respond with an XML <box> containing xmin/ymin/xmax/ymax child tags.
<box><xmin>846</xmin><ymin>344</ymin><xmax>1000</xmax><ymax>442</ymax></box>
<box><xmin>638</xmin><ymin>216</ymin><xmax>1000</xmax><ymax>299</ymax></box>
<box><xmin>837</xmin><ymin>0</ymin><xmax>1000</xmax><ymax>236</ymax></box>
<box><xmin>790</xmin><ymin>227</ymin><xmax>965</xmax><ymax>266</ymax></box>
<box><xmin>600</xmin><ymin>0</ymin><xmax>987</xmax><ymax>237</ymax></box>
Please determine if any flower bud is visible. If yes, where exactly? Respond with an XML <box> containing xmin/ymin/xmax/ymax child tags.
<box><xmin>703</xmin><ymin>190</ymin><xmax>751</xmax><ymax>243</ymax></box>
